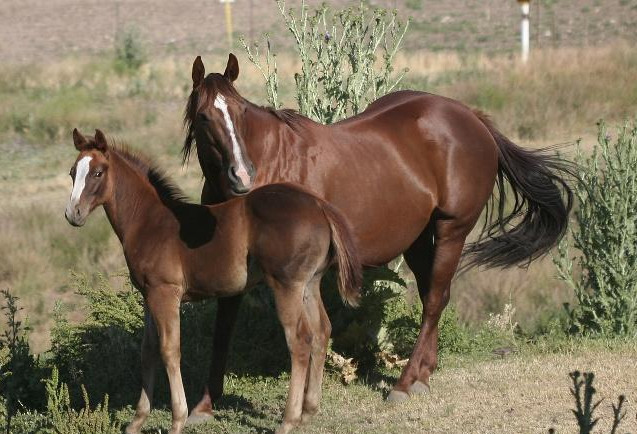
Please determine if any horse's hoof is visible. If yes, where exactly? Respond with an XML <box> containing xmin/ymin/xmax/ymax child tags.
<box><xmin>386</xmin><ymin>389</ymin><xmax>410</xmax><ymax>403</ymax></box>
<box><xmin>409</xmin><ymin>380</ymin><xmax>430</xmax><ymax>396</ymax></box>
<box><xmin>185</xmin><ymin>411</ymin><xmax>213</xmax><ymax>425</ymax></box>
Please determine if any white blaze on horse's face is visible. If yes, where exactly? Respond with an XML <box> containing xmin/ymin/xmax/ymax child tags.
<box><xmin>213</xmin><ymin>94</ymin><xmax>251</xmax><ymax>188</ymax></box>
<box><xmin>65</xmin><ymin>156</ymin><xmax>92</xmax><ymax>221</ymax></box>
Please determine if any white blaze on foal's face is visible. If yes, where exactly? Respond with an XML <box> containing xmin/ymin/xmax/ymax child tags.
<box><xmin>69</xmin><ymin>156</ymin><xmax>92</xmax><ymax>207</ymax></box>
<box><xmin>65</xmin><ymin>155</ymin><xmax>92</xmax><ymax>225</ymax></box>
<box><xmin>213</xmin><ymin>94</ymin><xmax>251</xmax><ymax>187</ymax></box>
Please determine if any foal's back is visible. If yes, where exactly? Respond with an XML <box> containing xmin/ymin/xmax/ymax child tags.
<box><xmin>179</xmin><ymin>183</ymin><xmax>339</xmax><ymax>300</ymax></box>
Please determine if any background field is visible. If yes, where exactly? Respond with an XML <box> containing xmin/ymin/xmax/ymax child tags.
<box><xmin>1</xmin><ymin>0</ymin><xmax>637</xmax><ymax>432</ymax></box>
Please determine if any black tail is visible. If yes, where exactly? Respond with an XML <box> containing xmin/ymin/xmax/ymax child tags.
<box><xmin>463</xmin><ymin>112</ymin><xmax>576</xmax><ymax>269</ymax></box>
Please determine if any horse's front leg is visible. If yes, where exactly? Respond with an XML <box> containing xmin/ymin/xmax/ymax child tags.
<box><xmin>188</xmin><ymin>294</ymin><xmax>243</xmax><ymax>424</ymax></box>
<box><xmin>126</xmin><ymin>306</ymin><xmax>160</xmax><ymax>434</ymax></box>
<box><xmin>147</xmin><ymin>285</ymin><xmax>188</xmax><ymax>434</ymax></box>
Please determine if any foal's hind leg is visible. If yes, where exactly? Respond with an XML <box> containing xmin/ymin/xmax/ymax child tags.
<box><xmin>388</xmin><ymin>219</ymin><xmax>469</xmax><ymax>401</ymax></box>
<box><xmin>301</xmin><ymin>276</ymin><xmax>332</xmax><ymax>424</ymax></box>
<box><xmin>126</xmin><ymin>306</ymin><xmax>160</xmax><ymax>434</ymax></box>
<box><xmin>267</xmin><ymin>276</ymin><xmax>314</xmax><ymax>434</ymax></box>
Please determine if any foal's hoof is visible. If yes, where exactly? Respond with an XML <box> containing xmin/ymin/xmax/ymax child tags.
<box><xmin>408</xmin><ymin>380</ymin><xmax>430</xmax><ymax>396</ymax></box>
<box><xmin>275</xmin><ymin>421</ymin><xmax>297</xmax><ymax>434</ymax></box>
<box><xmin>185</xmin><ymin>410</ymin><xmax>213</xmax><ymax>426</ymax></box>
<box><xmin>386</xmin><ymin>389</ymin><xmax>410</xmax><ymax>403</ymax></box>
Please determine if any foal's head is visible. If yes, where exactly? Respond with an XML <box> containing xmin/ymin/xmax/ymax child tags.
<box><xmin>183</xmin><ymin>54</ymin><xmax>256</xmax><ymax>196</ymax></box>
<box><xmin>64</xmin><ymin>129</ymin><xmax>112</xmax><ymax>226</ymax></box>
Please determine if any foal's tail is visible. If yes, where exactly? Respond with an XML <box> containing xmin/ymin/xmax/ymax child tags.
<box><xmin>463</xmin><ymin>111</ymin><xmax>576</xmax><ymax>269</ymax></box>
<box><xmin>321</xmin><ymin>203</ymin><xmax>362</xmax><ymax>307</ymax></box>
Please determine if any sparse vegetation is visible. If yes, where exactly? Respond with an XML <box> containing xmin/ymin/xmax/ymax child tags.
<box><xmin>556</xmin><ymin>121</ymin><xmax>637</xmax><ymax>336</ymax></box>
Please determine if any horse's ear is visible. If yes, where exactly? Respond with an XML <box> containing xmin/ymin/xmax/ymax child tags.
<box><xmin>94</xmin><ymin>129</ymin><xmax>108</xmax><ymax>152</ymax></box>
<box><xmin>192</xmin><ymin>56</ymin><xmax>205</xmax><ymax>88</ymax></box>
<box><xmin>73</xmin><ymin>128</ymin><xmax>88</xmax><ymax>150</ymax></box>
<box><xmin>223</xmin><ymin>53</ymin><xmax>239</xmax><ymax>82</ymax></box>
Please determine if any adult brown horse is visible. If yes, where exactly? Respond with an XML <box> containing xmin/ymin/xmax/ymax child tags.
<box><xmin>183</xmin><ymin>54</ymin><xmax>574</xmax><ymax>415</ymax></box>
<box><xmin>64</xmin><ymin>129</ymin><xmax>361</xmax><ymax>434</ymax></box>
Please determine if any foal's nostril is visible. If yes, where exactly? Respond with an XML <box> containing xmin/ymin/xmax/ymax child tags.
<box><xmin>76</xmin><ymin>208</ymin><xmax>81</xmax><ymax>217</ymax></box>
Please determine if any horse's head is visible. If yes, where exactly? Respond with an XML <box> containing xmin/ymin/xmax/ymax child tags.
<box><xmin>183</xmin><ymin>54</ymin><xmax>256</xmax><ymax>196</ymax></box>
<box><xmin>65</xmin><ymin>129</ymin><xmax>112</xmax><ymax>226</ymax></box>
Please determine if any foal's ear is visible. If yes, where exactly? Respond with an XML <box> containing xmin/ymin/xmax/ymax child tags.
<box><xmin>72</xmin><ymin>128</ymin><xmax>88</xmax><ymax>150</ymax></box>
<box><xmin>223</xmin><ymin>53</ymin><xmax>239</xmax><ymax>82</ymax></box>
<box><xmin>192</xmin><ymin>56</ymin><xmax>205</xmax><ymax>88</ymax></box>
<box><xmin>94</xmin><ymin>129</ymin><xmax>108</xmax><ymax>153</ymax></box>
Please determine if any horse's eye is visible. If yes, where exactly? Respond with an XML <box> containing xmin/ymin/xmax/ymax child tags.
<box><xmin>197</xmin><ymin>112</ymin><xmax>210</xmax><ymax>122</ymax></box>
<box><xmin>94</xmin><ymin>171</ymin><xmax>103</xmax><ymax>178</ymax></box>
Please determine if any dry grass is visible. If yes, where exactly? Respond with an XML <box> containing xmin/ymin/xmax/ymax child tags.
<box><xmin>298</xmin><ymin>343</ymin><xmax>637</xmax><ymax>434</ymax></box>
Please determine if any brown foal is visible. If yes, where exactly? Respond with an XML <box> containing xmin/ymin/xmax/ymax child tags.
<box><xmin>183</xmin><ymin>54</ymin><xmax>575</xmax><ymax>410</ymax></box>
<box><xmin>64</xmin><ymin>129</ymin><xmax>361</xmax><ymax>434</ymax></box>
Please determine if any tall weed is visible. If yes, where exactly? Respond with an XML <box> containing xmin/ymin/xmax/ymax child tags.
<box><xmin>555</xmin><ymin>121</ymin><xmax>637</xmax><ymax>336</ymax></box>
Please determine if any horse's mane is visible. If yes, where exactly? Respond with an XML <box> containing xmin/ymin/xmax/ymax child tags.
<box><xmin>110</xmin><ymin>144</ymin><xmax>191</xmax><ymax>204</ymax></box>
<box><xmin>182</xmin><ymin>73</ymin><xmax>311</xmax><ymax>164</ymax></box>
<box><xmin>263</xmin><ymin>107</ymin><xmax>309</xmax><ymax>130</ymax></box>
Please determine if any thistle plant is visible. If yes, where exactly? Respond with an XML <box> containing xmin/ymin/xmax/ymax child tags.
<box><xmin>554</xmin><ymin>121</ymin><xmax>637</xmax><ymax>336</ymax></box>
<box><xmin>242</xmin><ymin>0</ymin><xmax>409</xmax><ymax>124</ymax></box>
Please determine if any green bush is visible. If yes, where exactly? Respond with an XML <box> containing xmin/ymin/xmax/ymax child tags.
<box><xmin>0</xmin><ymin>290</ymin><xmax>46</xmax><ymax>432</ymax></box>
<box><xmin>38</xmin><ymin>367</ymin><xmax>121</xmax><ymax>434</ymax></box>
<box><xmin>114</xmin><ymin>26</ymin><xmax>146</xmax><ymax>72</ymax></box>
<box><xmin>555</xmin><ymin>121</ymin><xmax>637</xmax><ymax>336</ymax></box>
<box><xmin>242</xmin><ymin>0</ymin><xmax>409</xmax><ymax>123</ymax></box>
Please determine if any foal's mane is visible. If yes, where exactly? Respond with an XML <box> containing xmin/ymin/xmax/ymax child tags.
<box><xmin>111</xmin><ymin>145</ymin><xmax>190</xmax><ymax>204</ymax></box>
<box><xmin>182</xmin><ymin>73</ymin><xmax>311</xmax><ymax>164</ymax></box>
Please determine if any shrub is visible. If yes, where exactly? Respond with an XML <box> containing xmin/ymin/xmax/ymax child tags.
<box><xmin>39</xmin><ymin>367</ymin><xmax>121</xmax><ymax>434</ymax></box>
<box><xmin>555</xmin><ymin>121</ymin><xmax>637</xmax><ymax>336</ymax></box>
<box><xmin>0</xmin><ymin>289</ymin><xmax>45</xmax><ymax>432</ymax></box>
<box><xmin>242</xmin><ymin>0</ymin><xmax>409</xmax><ymax>123</ymax></box>
<box><xmin>114</xmin><ymin>26</ymin><xmax>146</xmax><ymax>72</ymax></box>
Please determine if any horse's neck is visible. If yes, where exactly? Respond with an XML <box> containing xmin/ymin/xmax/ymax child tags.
<box><xmin>243</xmin><ymin>105</ymin><xmax>310</xmax><ymax>161</ymax></box>
<box><xmin>103</xmin><ymin>153</ymin><xmax>166</xmax><ymax>243</ymax></box>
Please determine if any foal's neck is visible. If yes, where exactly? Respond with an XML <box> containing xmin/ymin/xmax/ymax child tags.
<box><xmin>103</xmin><ymin>151</ymin><xmax>170</xmax><ymax>243</ymax></box>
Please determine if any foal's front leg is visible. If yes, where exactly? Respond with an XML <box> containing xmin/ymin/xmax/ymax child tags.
<box><xmin>147</xmin><ymin>285</ymin><xmax>188</xmax><ymax>434</ymax></box>
<box><xmin>126</xmin><ymin>307</ymin><xmax>160</xmax><ymax>434</ymax></box>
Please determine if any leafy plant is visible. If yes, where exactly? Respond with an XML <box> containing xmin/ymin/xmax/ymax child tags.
<box><xmin>39</xmin><ymin>367</ymin><xmax>121</xmax><ymax>434</ymax></box>
<box><xmin>555</xmin><ymin>121</ymin><xmax>637</xmax><ymax>336</ymax></box>
<box><xmin>242</xmin><ymin>0</ymin><xmax>409</xmax><ymax>123</ymax></box>
<box><xmin>114</xmin><ymin>26</ymin><xmax>146</xmax><ymax>72</ymax></box>
<box><xmin>0</xmin><ymin>289</ymin><xmax>45</xmax><ymax>432</ymax></box>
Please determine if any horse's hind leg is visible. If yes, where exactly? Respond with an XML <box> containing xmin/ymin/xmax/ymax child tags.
<box><xmin>188</xmin><ymin>294</ymin><xmax>243</xmax><ymax>424</ymax></box>
<box><xmin>267</xmin><ymin>276</ymin><xmax>313</xmax><ymax>434</ymax></box>
<box><xmin>388</xmin><ymin>219</ymin><xmax>469</xmax><ymax>401</ymax></box>
<box><xmin>126</xmin><ymin>306</ymin><xmax>160</xmax><ymax>434</ymax></box>
<box><xmin>301</xmin><ymin>276</ymin><xmax>332</xmax><ymax>424</ymax></box>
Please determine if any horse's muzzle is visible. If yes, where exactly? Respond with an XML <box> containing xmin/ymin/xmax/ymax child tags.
<box><xmin>227</xmin><ymin>165</ymin><xmax>253</xmax><ymax>195</ymax></box>
<box><xmin>65</xmin><ymin>205</ymin><xmax>87</xmax><ymax>227</ymax></box>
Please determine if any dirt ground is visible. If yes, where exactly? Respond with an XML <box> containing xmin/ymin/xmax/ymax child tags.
<box><xmin>1</xmin><ymin>0</ymin><xmax>636</xmax><ymax>63</ymax></box>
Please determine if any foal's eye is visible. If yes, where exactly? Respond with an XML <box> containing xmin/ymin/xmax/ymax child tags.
<box><xmin>94</xmin><ymin>171</ymin><xmax>103</xmax><ymax>178</ymax></box>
